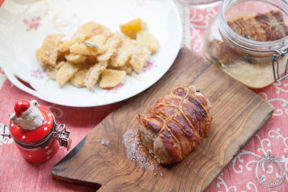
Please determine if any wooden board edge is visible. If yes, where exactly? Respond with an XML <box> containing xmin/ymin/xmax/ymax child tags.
<box><xmin>52</xmin><ymin>174</ymin><xmax>102</xmax><ymax>189</ymax></box>
<box><xmin>201</xmin><ymin>102</ymin><xmax>274</xmax><ymax>191</ymax></box>
<box><xmin>53</xmin><ymin>137</ymin><xmax>87</xmax><ymax>169</ymax></box>
<box><xmin>52</xmin><ymin>137</ymin><xmax>102</xmax><ymax>189</ymax></box>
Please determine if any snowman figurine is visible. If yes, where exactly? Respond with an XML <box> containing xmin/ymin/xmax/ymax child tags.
<box><xmin>2</xmin><ymin>99</ymin><xmax>71</xmax><ymax>163</ymax></box>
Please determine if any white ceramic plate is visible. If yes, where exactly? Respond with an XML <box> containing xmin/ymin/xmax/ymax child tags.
<box><xmin>0</xmin><ymin>0</ymin><xmax>182</xmax><ymax>107</ymax></box>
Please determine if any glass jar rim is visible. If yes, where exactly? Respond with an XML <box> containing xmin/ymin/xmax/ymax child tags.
<box><xmin>219</xmin><ymin>0</ymin><xmax>288</xmax><ymax>53</ymax></box>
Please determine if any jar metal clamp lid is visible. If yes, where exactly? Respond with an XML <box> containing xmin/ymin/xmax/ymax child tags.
<box><xmin>1</xmin><ymin>122</ymin><xmax>71</xmax><ymax>150</ymax></box>
<box><xmin>272</xmin><ymin>44</ymin><xmax>288</xmax><ymax>81</ymax></box>
<box><xmin>1</xmin><ymin>99</ymin><xmax>71</xmax><ymax>150</ymax></box>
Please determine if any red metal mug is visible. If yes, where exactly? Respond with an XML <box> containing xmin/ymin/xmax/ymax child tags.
<box><xmin>1</xmin><ymin>99</ymin><xmax>71</xmax><ymax>163</ymax></box>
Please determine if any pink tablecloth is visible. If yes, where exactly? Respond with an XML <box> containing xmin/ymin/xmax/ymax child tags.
<box><xmin>0</xmin><ymin>2</ymin><xmax>287</xmax><ymax>192</ymax></box>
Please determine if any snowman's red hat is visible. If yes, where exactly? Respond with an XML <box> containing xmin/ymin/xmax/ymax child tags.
<box><xmin>14</xmin><ymin>99</ymin><xmax>31</xmax><ymax>117</ymax></box>
<box><xmin>10</xmin><ymin>100</ymin><xmax>44</xmax><ymax>130</ymax></box>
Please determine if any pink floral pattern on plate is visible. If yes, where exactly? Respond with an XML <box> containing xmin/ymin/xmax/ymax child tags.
<box><xmin>31</xmin><ymin>68</ymin><xmax>44</xmax><ymax>79</ymax></box>
<box><xmin>24</xmin><ymin>17</ymin><xmax>41</xmax><ymax>31</ymax></box>
<box><xmin>105</xmin><ymin>83</ymin><xmax>124</xmax><ymax>94</ymax></box>
<box><xmin>143</xmin><ymin>61</ymin><xmax>155</xmax><ymax>72</ymax></box>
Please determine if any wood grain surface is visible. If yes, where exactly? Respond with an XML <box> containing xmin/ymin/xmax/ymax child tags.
<box><xmin>52</xmin><ymin>47</ymin><xmax>273</xmax><ymax>192</ymax></box>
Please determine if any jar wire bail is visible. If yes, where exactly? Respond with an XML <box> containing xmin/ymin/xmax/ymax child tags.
<box><xmin>1</xmin><ymin>124</ymin><xmax>11</xmax><ymax>139</ymax></box>
<box><xmin>272</xmin><ymin>44</ymin><xmax>288</xmax><ymax>82</ymax></box>
<box><xmin>53</xmin><ymin>123</ymin><xmax>71</xmax><ymax>150</ymax></box>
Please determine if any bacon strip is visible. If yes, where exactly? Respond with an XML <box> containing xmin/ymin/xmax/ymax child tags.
<box><xmin>137</xmin><ymin>86</ymin><xmax>212</xmax><ymax>164</ymax></box>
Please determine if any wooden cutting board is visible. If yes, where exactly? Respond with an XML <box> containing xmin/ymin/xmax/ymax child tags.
<box><xmin>52</xmin><ymin>47</ymin><xmax>273</xmax><ymax>191</ymax></box>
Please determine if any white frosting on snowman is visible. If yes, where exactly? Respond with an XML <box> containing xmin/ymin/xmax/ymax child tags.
<box><xmin>10</xmin><ymin>100</ymin><xmax>44</xmax><ymax>130</ymax></box>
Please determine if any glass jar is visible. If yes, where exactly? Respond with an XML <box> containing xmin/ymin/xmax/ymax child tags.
<box><xmin>204</xmin><ymin>0</ymin><xmax>288</xmax><ymax>88</ymax></box>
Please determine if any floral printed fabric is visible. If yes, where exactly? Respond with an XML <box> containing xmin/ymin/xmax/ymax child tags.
<box><xmin>0</xmin><ymin>2</ymin><xmax>287</xmax><ymax>192</ymax></box>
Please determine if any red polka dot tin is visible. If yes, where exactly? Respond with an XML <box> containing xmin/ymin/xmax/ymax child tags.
<box><xmin>2</xmin><ymin>99</ymin><xmax>71</xmax><ymax>163</ymax></box>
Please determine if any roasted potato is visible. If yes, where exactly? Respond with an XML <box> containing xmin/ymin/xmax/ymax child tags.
<box><xmin>99</xmin><ymin>69</ymin><xmax>126</xmax><ymax>88</ymax></box>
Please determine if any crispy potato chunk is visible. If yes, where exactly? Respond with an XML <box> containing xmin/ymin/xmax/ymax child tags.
<box><xmin>56</xmin><ymin>62</ymin><xmax>79</xmax><ymax>87</ymax></box>
<box><xmin>59</xmin><ymin>23</ymin><xmax>110</xmax><ymax>53</ymax></box>
<box><xmin>36</xmin><ymin>20</ymin><xmax>159</xmax><ymax>91</ymax></box>
<box><xmin>65</xmin><ymin>54</ymin><xmax>87</xmax><ymax>64</ymax></box>
<box><xmin>46</xmin><ymin>69</ymin><xmax>57</xmax><ymax>80</ymax></box>
<box><xmin>36</xmin><ymin>34</ymin><xmax>64</xmax><ymax>67</ymax></box>
<box><xmin>99</xmin><ymin>69</ymin><xmax>126</xmax><ymax>88</ymax></box>
<box><xmin>70</xmin><ymin>68</ymin><xmax>89</xmax><ymax>88</ymax></box>
<box><xmin>55</xmin><ymin>61</ymin><xmax>65</xmax><ymax>70</ymax></box>
<box><xmin>130</xmin><ymin>41</ymin><xmax>152</xmax><ymax>73</ymax></box>
<box><xmin>86</xmin><ymin>34</ymin><xmax>107</xmax><ymax>45</ymax></box>
<box><xmin>76</xmin><ymin>22</ymin><xmax>111</xmax><ymax>39</ymax></box>
<box><xmin>84</xmin><ymin>62</ymin><xmax>108</xmax><ymax>90</ymax></box>
<box><xmin>116</xmin><ymin>65</ymin><xmax>133</xmax><ymax>75</ymax></box>
<box><xmin>86</xmin><ymin>55</ymin><xmax>97</xmax><ymax>65</ymax></box>
<box><xmin>137</xmin><ymin>31</ymin><xmax>159</xmax><ymax>54</ymax></box>
<box><xmin>110</xmin><ymin>37</ymin><xmax>133</xmax><ymax>67</ymax></box>
<box><xmin>97</xmin><ymin>33</ymin><xmax>123</xmax><ymax>62</ymax></box>
<box><xmin>84</xmin><ymin>34</ymin><xmax>108</xmax><ymax>54</ymax></box>
<box><xmin>120</xmin><ymin>18</ymin><xmax>146</xmax><ymax>39</ymax></box>
<box><xmin>70</xmin><ymin>43</ymin><xmax>99</xmax><ymax>56</ymax></box>
<box><xmin>59</xmin><ymin>34</ymin><xmax>86</xmax><ymax>53</ymax></box>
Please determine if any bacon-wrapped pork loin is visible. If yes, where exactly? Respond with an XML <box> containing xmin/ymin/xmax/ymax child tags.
<box><xmin>137</xmin><ymin>86</ymin><xmax>212</xmax><ymax>164</ymax></box>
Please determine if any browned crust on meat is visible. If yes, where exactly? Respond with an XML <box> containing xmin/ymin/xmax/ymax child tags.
<box><xmin>228</xmin><ymin>11</ymin><xmax>288</xmax><ymax>41</ymax></box>
<box><xmin>137</xmin><ymin>86</ymin><xmax>212</xmax><ymax>164</ymax></box>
